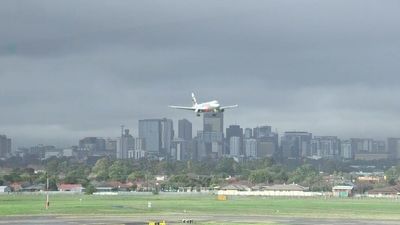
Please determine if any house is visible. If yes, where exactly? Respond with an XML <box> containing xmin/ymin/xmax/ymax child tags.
<box><xmin>57</xmin><ymin>184</ymin><xmax>84</xmax><ymax>192</ymax></box>
<box><xmin>0</xmin><ymin>186</ymin><xmax>11</xmax><ymax>193</ymax></box>
<box><xmin>332</xmin><ymin>185</ymin><xmax>353</xmax><ymax>197</ymax></box>
<box><xmin>263</xmin><ymin>184</ymin><xmax>309</xmax><ymax>192</ymax></box>
<box><xmin>220</xmin><ymin>184</ymin><xmax>251</xmax><ymax>191</ymax></box>
<box><xmin>21</xmin><ymin>184</ymin><xmax>45</xmax><ymax>192</ymax></box>
<box><xmin>367</xmin><ymin>185</ymin><xmax>400</xmax><ymax>197</ymax></box>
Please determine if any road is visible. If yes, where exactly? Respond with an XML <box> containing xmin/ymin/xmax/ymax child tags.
<box><xmin>0</xmin><ymin>215</ymin><xmax>399</xmax><ymax>225</ymax></box>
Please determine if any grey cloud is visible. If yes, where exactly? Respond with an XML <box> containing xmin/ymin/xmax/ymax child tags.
<box><xmin>1</xmin><ymin>0</ymin><xmax>400</xmax><ymax>147</ymax></box>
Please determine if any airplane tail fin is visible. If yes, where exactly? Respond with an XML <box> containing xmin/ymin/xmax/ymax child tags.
<box><xmin>191</xmin><ymin>92</ymin><xmax>197</xmax><ymax>106</ymax></box>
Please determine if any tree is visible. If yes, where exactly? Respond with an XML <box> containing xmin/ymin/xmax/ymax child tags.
<box><xmin>109</xmin><ymin>160</ymin><xmax>131</xmax><ymax>182</ymax></box>
<box><xmin>385</xmin><ymin>166</ymin><xmax>400</xmax><ymax>185</ymax></box>
<box><xmin>288</xmin><ymin>164</ymin><xmax>321</xmax><ymax>189</ymax></box>
<box><xmin>84</xmin><ymin>184</ymin><xmax>96</xmax><ymax>195</ymax></box>
<box><xmin>92</xmin><ymin>158</ymin><xmax>110</xmax><ymax>181</ymax></box>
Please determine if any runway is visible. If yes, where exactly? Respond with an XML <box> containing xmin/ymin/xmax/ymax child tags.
<box><xmin>0</xmin><ymin>215</ymin><xmax>399</xmax><ymax>225</ymax></box>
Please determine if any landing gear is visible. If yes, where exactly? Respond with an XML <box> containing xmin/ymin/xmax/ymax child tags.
<box><xmin>196</xmin><ymin>113</ymin><xmax>201</xmax><ymax>117</ymax></box>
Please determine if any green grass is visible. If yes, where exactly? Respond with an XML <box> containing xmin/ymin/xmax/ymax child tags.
<box><xmin>1</xmin><ymin>194</ymin><xmax>400</xmax><ymax>220</ymax></box>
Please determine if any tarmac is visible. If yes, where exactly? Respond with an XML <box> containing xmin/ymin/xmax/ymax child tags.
<box><xmin>0</xmin><ymin>215</ymin><xmax>399</xmax><ymax>225</ymax></box>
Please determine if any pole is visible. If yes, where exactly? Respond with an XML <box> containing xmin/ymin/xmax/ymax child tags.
<box><xmin>46</xmin><ymin>176</ymin><xmax>49</xmax><ymax>209</ymax></box>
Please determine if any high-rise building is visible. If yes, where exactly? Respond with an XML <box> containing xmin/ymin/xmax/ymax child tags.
<box><xmin>388</xmin><ymin>138</ymin><xmax>400</xmax><ymax>160</ymax></box>
<box><xmin>281</xmin><ymin>131</ymin><xmax>312</xmax><ymax>159</ymax></box>
<box><xmin>0</xmin><ymin>135</ymin><xmax>11</xmax><ymax>158</ymax></box>
<box><xmin>196</xmin><ymin>112</ymin><xmax>224</xmax><ymax>159</ymax></box>
<box><xmin>244</xmin><ymin>138</ymin><xmax>257</xmax><ymax>158</ymax></box>
<box><xmin>310</xmin><ymin>136</ymin><xmax>340</xmax><ymax>159</ymax></box>
<box><xmin>341</xmin><ymin>140</ymin><xmax>353</xmax><ymax>159</ymax></box>
<box><xmin>134</xmin><ymin>138</ymin><xmax>146</xmax><ymax>160</ymax></box>
<box><xmin>252</xmin><ymin>125</ymin><xmax>278</xmax><ymax>159</ymax></box>
<box><xmin>226</xmin><ymin>125</ymin><xmax>243</xmax><ymax>155</ymax></box>
<box><xmin>105</xmin><ymin>138</ymin><xmax>117</xmax><ymax>155</ymax></box>
<box><xmin>139</xmin><ymin>119</ymin><xmax>162</xmax><ymax>155</ymax></box>
<box><xmin>229</xmin><ymin>136</ymin><xmax>241</xmax><ymax>157</ymax></box>
<box><xmin>204</xmin><ymin>112</ymin><xmax>223</xmax><ymax>132</ymax></box>
<box><xmin>117</xmin><ymin>129</ymin><xmax>135</xmax><ymax>159</ymax></box>
<box><xmin>178</xmin><ymin>119</ymin><xmax>192</xmax><ymax>141</ymax></box>
<box><xmin>226</xmin><ymin>125</ymin><xmax>243</xmax><ymax>141</ymax></box>
<box><xmin>139</xmin><ymin>118</ymin><xmax>174</xmax><ymax>158</ymax></box>
<box><xmin>253</xmin><ymin>126</ymin><xmax>272</xmax><ymax>138</ymax></box>
<box><xmin>161</xmin><ymin>118</ymin><xmax>174</xmax><ymax>157</ymax></box>
<box><xmin>244</xmin><ymin>128</ymin><xmax>253</xmax><ymax>139</ymax></box>
<box><xmin>79</xmin><ymin>137</ymin><xmax>109</xmax><ymax>157</ymax></box>
<box><xmin>257</xmin><ymin>138</ymin><xmax>277</xmax><ymax>158</ymax></box>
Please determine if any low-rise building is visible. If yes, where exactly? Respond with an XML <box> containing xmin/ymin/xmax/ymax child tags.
<box><xmin>332</xmin><ymin>185</ymin><xmax>353</xmax><ymax>197</ymax></box>
<box><xmin>0</xmin><ymin>186</ymin><xmax>11</xmax><ymax>193</ymax></box>
<box><xmin>57</xmin><ymin>184</ymin><xmax>84</xmax><ymax>192</ymax></box>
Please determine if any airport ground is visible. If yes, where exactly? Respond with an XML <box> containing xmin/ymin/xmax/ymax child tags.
<box><xmin>1</xmin><ymin>194</ymin><xmax>400</xmax><ymax>224</ymax></box>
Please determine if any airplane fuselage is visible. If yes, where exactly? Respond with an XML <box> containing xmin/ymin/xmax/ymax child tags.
<box><xmin>196</xmin><ymin>100</ymin><xmax>222</xmax><ymax>112</ymax></box>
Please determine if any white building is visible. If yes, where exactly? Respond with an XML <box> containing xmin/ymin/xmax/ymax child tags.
<box><xmin>244</xmin><ymin>138</ymin><xmax>257</xmax><ymax>158</ymax></box>
<box><xmin>230</xmin><ymin>136</ymin><xmax>241</xmax><ymax>157</ymax></box>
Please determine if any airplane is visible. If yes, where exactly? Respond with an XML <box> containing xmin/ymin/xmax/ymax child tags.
<box><xmin>169</xmin><ymin>93</ymin><xmax>238</xmax><ymax>116</ymax></box>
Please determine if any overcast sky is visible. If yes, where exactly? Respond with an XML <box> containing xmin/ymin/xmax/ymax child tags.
<box><xmin>1</xmin><ymin>0</ymin><xmax>400</xmax><ymax>148</ymax></box>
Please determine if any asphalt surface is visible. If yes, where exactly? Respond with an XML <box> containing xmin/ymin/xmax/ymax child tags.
<box><xmin>0</xmin><ymin>215</ymin><xmax>399</xmax><ymax>225</ymax></box>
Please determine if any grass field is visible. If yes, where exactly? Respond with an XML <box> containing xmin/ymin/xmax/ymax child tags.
<box><xmin>1</xmin><ymin>193</ymin><xmax>400</xmax><ymax>222</ymax></box>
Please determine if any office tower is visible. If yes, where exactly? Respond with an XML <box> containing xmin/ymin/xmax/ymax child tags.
<box><xmin>226</xmin><ymin>125</ymin><xmax>243</xmax><ymax>155</ymax></box>
<box><xmin>204</xmin><ymin>112</ymin><xmax>223</xmax><ymax>132</ymax></box>
<box><xmin>229</xmin><ymin>136</ymin><xmax>241</xmax><ymax>156</ymax></box>
<box><xmin>139</xmin><ymin>118</ymin><xmax>174</xmax><ymax>158</ymax></box>
<box><xmin>105</xmin><ymin>138</ymin><xmax>117</xmax><ymax>155</ymax></box>
<box><xmin>388</xmin><ymin>138</ymin><xmax>400</xmax><ymax>160</ymax></box>
<box><xmin>161</xmin><ymin>118</ymin><xmax>174</xmax><ymax>157</ymax></box>
<box><xmin>244</xmin><ymin>128</ymin><xmax>253</xmax><ymax>139</ymax></box>
<box><xmin>341</xmin><ymin>140</ymin><xmax>353</xmax><ymax>159</ymax></box>
<box><xmin>133</xmin><ymin>138</ymin><xmax>146</xmax><ymax>159</ymax></box>
<box><xmin>244</xmin><ymin>138</ymin><xmax>257</xmax><ymax>158</ymax></box>
<box><xmin>253</xmin><ymin>126</ymin><xmax>272</xmax><ymax>138</ymax></box>
<box><xmin>178</xmin><ymin>119</ymin><xmax>192</xmax><ymax>141</ymax></box>
<box><xmin>252</xmin><ymin>125</ymin><xmax>279</xmax><ymax>158</ymax></box>
<box><xmin>117</xmin><ymin>129</ymin><xmax>135</xmax><ymax>159</ymax></box>
<box><xmin>281</xmin><ymin>131</ymin><xmax>312</xmax><ymax>159</ymax></box>
<box><xmin>79</xmin><ymin>137</ymin><xmax>107</xmax><ymax>156</ymax></box>
<box><xmin>310</xmin><ymin>136</ymin><xmax>340</xmax><ymax>159</ymax></box>
<box><xmin>196</xmin><ymin>112</ymin><xmax>224</xmax><ymax>159</ymax></box>
<box><xmin>139</xmin><ymin>119</ymin><xmax>162</xmax><ymax>155</ymax></box>
<box><xmin>0</xmin><ymin>135</ymin><xmax>11</xmax><ymax>158</ymax></box>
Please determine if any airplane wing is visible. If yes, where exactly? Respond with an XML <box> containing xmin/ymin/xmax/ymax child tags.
<box><xmin>169</xmin><ymin>105</ymin><xmax>196</xmax><ymax>111</ymax></box>
<box><xmin>220</xmin><ymin>105</ymin><xmax>238</xmax><ymax>110</ymax></box>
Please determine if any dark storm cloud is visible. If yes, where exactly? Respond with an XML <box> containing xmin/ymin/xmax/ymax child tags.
<box><xmin>1</xmin><ymin>0</ymin><xmax>400</xmax><ymax>147</ymax></box>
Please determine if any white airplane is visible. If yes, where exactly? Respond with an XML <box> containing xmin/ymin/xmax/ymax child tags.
<box><xmin>169</xmin><ymin>93</ymin><xmax>238</xmax><ymax>116</ymax></box>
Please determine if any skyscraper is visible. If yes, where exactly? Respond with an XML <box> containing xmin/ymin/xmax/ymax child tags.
<box><xmin>161</xmin><ymin>118</ymin><xmax>174</xmax><ymax>157</ymax></box>
<box><xmin>281</xmin><ymin>131</ymin><xmax>312</xmax><ymax>159</ymax></box>
<box><xmin>196</xmin><ymin>112</ymin><xmax>224</xmax><ymax>159</ymax></box>
<box><xmin>310</xmin><ymin>136</ymin><xmax>340</xmax><ymax>159</ymax></box>
<box><xmin>253</xmin><ymin>126</ymin><xmax>272</xmax><ymax>138</ymax></box>
<box><xmin>388</xmin><ymin>138</ymin><xmax>400</xmax><ymax>160</ymax></box>
<box><xmin>226</xmin><ymin>125</ymin><xmax>243</xmax><ymax>155</ymax></box>
<box><xmin>204</xmin><ymin>112</ymin><xmax>223</xmax><ymax>133</ymax></box>
<box><xmin>244</xmin><ymin>128</ymin><xmax>253</xmax><ymax>139</ymax></box>
<box><xmin>117</xmin><ymin>129</ymin><xmax>134</xmax><ymax>159</ymax></box>
<box><xmin>178</xmin><ymin>119</ymin><xmax>192</xmax><ymax>141</ymax></box>
<box><xmin>0</xmin><ymin>135</ymin><xmax>11</xmax><ymax>158</ymax></box>
<box><xmin>139</xmin><ymin>119</ymin><xmax>162</xmax><ymax>156</ymax></box>
<box><xmin>139</xmin><ymin>118</ymin><xmax>174</xmax><ymax>158</ymax></box>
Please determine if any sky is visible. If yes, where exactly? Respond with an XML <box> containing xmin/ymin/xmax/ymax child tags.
<box><xmin>1</xmin><ymin>0</ymin><xmax>400</xmax><ymax>148</ymax></box>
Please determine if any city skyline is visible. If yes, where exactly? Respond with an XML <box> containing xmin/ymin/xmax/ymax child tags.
<box><xmin>2</xmin><ymin>1</ymin><xmax>400</xmax><ymax>147</ymax></box>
